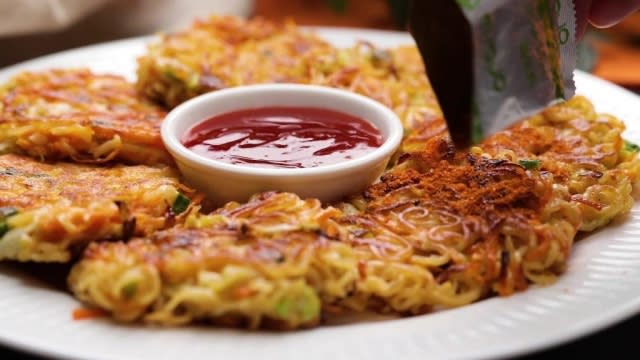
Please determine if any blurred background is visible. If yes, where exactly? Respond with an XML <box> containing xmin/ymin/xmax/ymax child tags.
<box><xmin>0</xmin><ymin>0</ymin><xmax>639</xmax><ymax>92</ymax></box>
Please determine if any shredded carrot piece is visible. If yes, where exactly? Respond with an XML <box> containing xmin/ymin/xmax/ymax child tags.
<box><xmin>72</xmin><ymin>307</ymin><xmax>107</xmax><ymax>320</ymax></box>
<box><xmin>231</xmin><ymin>286</ymin><xmax>256</xmax><ymax>299</ymax></box>
<box><xmin>357</xmin><ymin>260</ymin><xmax>367</xmax><ymax>279</ymax></box>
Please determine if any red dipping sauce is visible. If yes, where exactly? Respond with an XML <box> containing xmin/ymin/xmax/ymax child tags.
<box><xmin>181</xmin><ymin>107</ymin><xmax>383</xmax><ymax>169</ymax></box>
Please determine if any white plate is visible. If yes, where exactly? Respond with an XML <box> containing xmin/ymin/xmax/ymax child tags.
<box><xmin>1</xmin><ymin>28</ymin><xmax>640</xmax><ymax>360</ymax></box>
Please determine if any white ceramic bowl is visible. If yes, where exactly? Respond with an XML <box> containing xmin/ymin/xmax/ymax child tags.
<box><xmin>161</xmin><ymin>84</ymin><xmax>404</xmax><ymax>205</ymax></box>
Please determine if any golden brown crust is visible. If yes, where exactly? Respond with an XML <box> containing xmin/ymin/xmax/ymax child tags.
<box><xmin>136</xmin><ymin>16</ymin><xmax>333</xmax><ymax>108</ymax></box>
<box><xmin>365</xmin><ymin>139</ymin><xmax>546</xmax><ymax>223</ymax></box>
<box><xmin>338</xmin><ymin>137</ymin><xmax>563</xmax><ymax>301</ymax></box>
<box><xmin>70</xmin><ymin>192</ymin><xmax>350</xmax><ymax>328</ymax></box>
<box><xmin>0</xmin><ymin>153</ymin><xmax>199</xmax><ymax>262</ymax></box>
<box><xmin>0</xmin><ymin>69</ymin><xmax>171</xmax><ymax>165</ymax></box>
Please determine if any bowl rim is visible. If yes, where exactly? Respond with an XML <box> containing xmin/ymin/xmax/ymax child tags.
<box><xmin>161</xmin><ymin>83</ymin><xmax>404</xmax><ymax>178</ymax></box>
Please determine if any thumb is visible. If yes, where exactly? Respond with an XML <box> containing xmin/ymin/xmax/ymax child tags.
<box><xmin>589</xmin><ymin>0</ymin><xmax>640</xmax><ymax>28</ymax></box>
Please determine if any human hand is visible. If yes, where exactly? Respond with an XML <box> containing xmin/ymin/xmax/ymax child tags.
<box><xmin>575</xmin><ymin>0</ymin><xmax>640</xmax><ymax>39</ymax></box>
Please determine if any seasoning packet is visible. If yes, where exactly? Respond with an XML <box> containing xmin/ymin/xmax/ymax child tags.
<box><xmin>410</xmin><ymin>0</ymin><xmax>578</xmax><ymax>146</ymax></box>
<box><xmin>467</xmin><ymin>0</ymin><xmax>577</xmax><ymax>141</ymax></box>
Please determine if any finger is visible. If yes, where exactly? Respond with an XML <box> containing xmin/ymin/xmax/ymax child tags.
<box><xmin>589</xmin><ymin>0</ymin><xmax>640</xmax><ymax>28</ymax></box>
<box><xmin>573</xmin><ymin>0</ymin><xmax>593</xmax><ymax>40</ymax></box>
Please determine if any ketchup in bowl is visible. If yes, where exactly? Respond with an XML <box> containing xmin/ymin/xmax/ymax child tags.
<box><xmin>181</xmin><ymin>107</ymin><xmax>383</xmax><ymax>169</ymax></box>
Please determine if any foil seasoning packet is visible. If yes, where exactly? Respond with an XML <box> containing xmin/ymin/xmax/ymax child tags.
<box><xmin>465</xmin><ymin>0</ymin><xmax>578</xmax><ymax>142</ymax></box>
<box><xmin>409</xmin><ymin>0</ymin><xmax>578</xmax><ymax>147</ymax></box>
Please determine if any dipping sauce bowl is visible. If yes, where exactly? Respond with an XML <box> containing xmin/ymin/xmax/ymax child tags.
<box><xmin>161</xmin><ymin>84</ymin><xmax>403</xmax><ymax>205</ymax></box>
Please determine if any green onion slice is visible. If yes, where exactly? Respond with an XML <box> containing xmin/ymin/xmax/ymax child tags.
<box><xmin>519</xmin><ymin>159</ymin><xmax>541</xmax><ymax>170</ymax></box>
<box><xmin>172</xmin><ymin>193</ymin><xmax>191</xmax><ymax>215</ymax></box>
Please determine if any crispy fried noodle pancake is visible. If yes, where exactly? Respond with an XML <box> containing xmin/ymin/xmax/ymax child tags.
<box><xmin>136</xmin><ymin>16</ymin><xmax>441</xmax><ymax>154</ymax></box>
<box><xmin>0</xmin><ymin>154</ymin><xmax>198</xmax><ymax>262</ymax></box>
<box><xmin>0</xmin><ymin>69</ymin><xmax>172</xmax><ymax>165</ymax></box>
<box><xmin>2</xmin><ymin>16</ymin><xmax>640</xmax><ymax>330</ymax></box>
